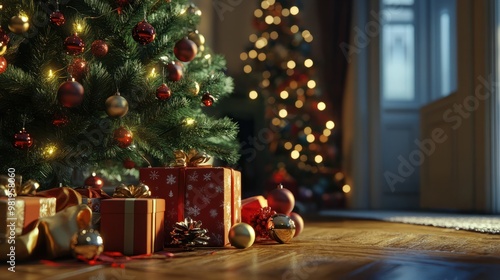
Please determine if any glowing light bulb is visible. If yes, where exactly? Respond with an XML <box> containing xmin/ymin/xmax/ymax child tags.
<box><xmin>317</xmin><ymin>102</ymin><xmax>326</xmax><ymax>111</ymax></box>
<box><xmin>249</xmin><ymin>90</ymin><xmax>258</xmax><ymax>99</ymax></box>
<box><xmin>295</xmin><ymin>100</ymin><xmax>303</xmax><ymax>108</ymax></box>
<box><xmin>304</xmin><ymin>59</ymin><xmax>314</xmax><ymax>68</ymax></box>
<box><xmin>306</xmin><ymin>134</ymin><xmax>315</xmax><ymax>143</ymax></box>
<box><xmin>249</xmin><ymin>34</ymin><xmax>258</xmax><ymax>42</ymax></box>
<box><xmin>342</xmin><ymin>184</ymin><xmax>351</xmax><ymax>193</ymax></box>
<box><xmin>254</xmin><ymin>9</ymin><xmax>263</xmax><ymax>18</ymax></box>
<box><xmin>304</xmin><ymin>127</ymin><xmax>312</xmax><ymax>134</ymax></box>
<box><xmin>290</xmin><ymin>6</ymin><xmax>299</xmax><ymax>15</ymax></box>
<box><xmin>243</xmin><ymin>65</ymin><xmax>252</xmax><ymax>73</ymax></box>
<box><xmin>326</xmin><ymin>120</ymin><xmax>335</xmax><ymax>129</ymax></box>
<box><xmin>314</xmin><ymin>155</ymin><xmax>323</xmax><ymax>164</ymax></box>
<box><xmin>265</xmin><ymin>15</ymin><xmax>274</xmax><ymax>24</ymax></box>
<box><xmin>307</xmin><ymin>80</ymin><xmax>317</xmax><ymax>89</ymax></box>
<box><xmin>249</xmin><ymin>50</ymin><xmax>258</xmax><ymax>59</ymax></box>
<box><xmin>291</xmin><ymin>150</ymin><xmax>300</xmax><ymax>159</ymax></box>
<box><xmin>279</xmin><ymin>109</ymin><xmax>288</xmax><ymax>118</ymax></box>
<box><xmin>280</xmin><ymin>91</ymin><xmax>289</xmax><ymax>99</ymax></box>
<box><xmin>284</xmin><ymin>142</ymin><xmax>293</xmax><ymax>150</ymax></box>
<box><xmin>255</xmin><ymin>37</ymin><xmax>268</xmax><ymax>49</ymax></box>
<box><xmin>184</xmin><ymin>118</ymin><xmax>195</xmax><ymax>126</ymax></box>
<box><xmin>287</xmin><ymin>60</ymin><xmax>296</xmax><ymax>69</ymax></box>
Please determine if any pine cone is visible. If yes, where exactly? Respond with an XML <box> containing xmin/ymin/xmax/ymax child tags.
<box><xmin>170</xmin><ymin>217</ymin><xmax>210</xmax><ymax>248</ymax></box>
<box><xmin>249</xmin><ymin>207</ymin><xmax>277</xmax><ymax>239</ymax></box>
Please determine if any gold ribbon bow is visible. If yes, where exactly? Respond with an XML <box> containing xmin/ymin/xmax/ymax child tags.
<box><xmin>0</xmin><ymin>175</ymin><xmax>39</xmax><ymax>197</ymax></box>
<box><xmin>113</xmin><ymin>183</ymin><xmax>151</xmax><ymax>198</ymax></box>
<box><xmin>173</xmin><ymin>149</ymin><xmax>211</xmax><ymax>167</ymax></box>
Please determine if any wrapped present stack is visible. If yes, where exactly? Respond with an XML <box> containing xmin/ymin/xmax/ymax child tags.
<box><xmin>140</xmin><ymin>150</ymin><xmax>242</xmax><ymax>247</ymax></box>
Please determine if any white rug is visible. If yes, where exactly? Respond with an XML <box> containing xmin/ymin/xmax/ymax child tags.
<box><xmin>320</xmin><ymin>210</ymin><xmax>500</xmax><ymax>234</ymax></box>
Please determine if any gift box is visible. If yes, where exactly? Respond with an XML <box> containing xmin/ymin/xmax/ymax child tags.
<box><xmin>0</xmin><ymin>196</ymin><xmax>56</xmax><ymax>239</ymax></box>
<box><xmin>140</xmin><ymin>167</ymin><xmax>242</xmax><ymax>247</ymax></box>
<box><xmin>100</xmin><ymin>198</ymin><xmax>165</xmax><ymax>255</ymax></box>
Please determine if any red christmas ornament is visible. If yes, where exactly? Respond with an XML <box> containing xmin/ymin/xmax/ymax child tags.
<box><xmin>267</xmin><ymin>184</ymin><xmax>295</xmax><ymax>215</ymax></box>
<box><xmin>123</xmin><ymin>158</ymin><xmax>136</xmax><ymax>169</ymax></box>
<box><xmin>113</xmin><ymin>127</ymin><xmax>133</xmax><ymax>148</ymax></box>
<box><xmin>249</xmin><ymin>207</ymin><xmax>277</xmax><ymax>239</ymax></box>
<box><xmin>288</xmin><ymin>212</ymin><xmax>304</xmax><ymax>237</ymax></box>
<box><xmin>201</xmin><ymin>92</ymin><xmax>214</xmax><ymax>107</ymax></box>
<box><xmin>156</xmin><ymin>83</ymin><xmax>172</xmax><ymax>101</ymax></box>
<box><xmin>0</xmin><ymin>56</ymin><xmax>7</xmax><ymax>74</ymax></box>
<box><xmin>57</xmin><ymin>80</ymin><xmax>84</xmax><ymax>108</ymax></box>
<box><xmin>13</xmin><ymin>128</ymin><xmax>33</xmax><ymax>150</ymax></box>
<box><xmin>50</xmin><ymin>10</ymin><xmax>65</xmax><ymax>26</ymax></box>
<box><xmin>84</xmin><ymin>172</ymin><xmax>104</xmax><ymax>190</ymax></box>
<box><xmin>91</xmin><ymin>40</ymin><xmax>109</xmax><ymax>57</ymax></box>
<box><xmin>174</xmin><ymin>37</ymin><xmax>198</xmax><ymax>62</ymax></box>
<box><xmin>166</xmin><ymin>62</ymin><xmax>183</xmax><ymax>81</ymax></box>
<box><xmin>0</xmin><ymin>27</ymin><xmax>10</xmax><ymax>48</ymax></box>
<box><xmin>67</xmin><ymin>58</ymin><xmax>88</xmax><ymax>82</ymax></box>
<box><xmin>64</xmin><ymin>33</ymin><xmax>85</xmax><ymax>56</ymax></box>
<box><xmin>132</xmin><ymin>20</ymin><xmax>156</xmax><ymax>45</ymax></box>
<box><xmin>52</xmin><ymin>113</ymin><xmax>69</xmax><ymax>127</ymax></box>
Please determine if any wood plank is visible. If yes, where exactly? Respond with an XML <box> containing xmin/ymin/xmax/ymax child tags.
<box><xmin>5</xmin><ymin>219</ymin><xmax>500</xmax><ymax>279</ymax></box>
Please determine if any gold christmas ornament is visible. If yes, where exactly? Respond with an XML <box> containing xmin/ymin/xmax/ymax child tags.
<box><xmin>0</xmin><ymin>45</ymin><xmax>6</xmax><ymax>56</ymax></box>
<box><xmin>105</xmin><ymin>92</ymin><xmax>129</xmax><ymax>118</ymax></box>
<box><xmin>188</xmin><ymin>30</ymin><xmax>205</xmax><ymax>52</ymax></box>
<box><xmin>113</xmin><ymin>183</ymin><xmax>151</xmax><ymax>198</ymax></box>
<box><xmin>70</xmin><ymin>228</ymin><xmax>104</xmax><ymax>260</ymax></box>
<box><xmin>229</xmin><ymin>223</ymin><xmax>255</xmax><ymax>249</ymax></box>
<box><xmin>267</xmin><ymin>214</ymin><xmax>296</xmax><ymax>244</ymax></box>
<box><xmin>9</xmin><ymin>13</ymin><xmax>30</xmax><ymax>34</ymax></box>
<box><xmin>190</xmin><ymin>81</ymin><xmax>200</xmax><ymax>96</ymax></box>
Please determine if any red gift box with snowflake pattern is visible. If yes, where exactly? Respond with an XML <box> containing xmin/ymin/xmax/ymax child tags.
<box><xmin>139</xmin><ymin>167</ymin><xmax>242</xmax><ymax>247</ymax></box>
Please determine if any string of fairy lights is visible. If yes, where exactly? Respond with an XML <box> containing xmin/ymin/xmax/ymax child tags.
<box><xmin>241</xmin><ymin>0</ymin><xmax>350</xmax><ymax>195</ymax></box>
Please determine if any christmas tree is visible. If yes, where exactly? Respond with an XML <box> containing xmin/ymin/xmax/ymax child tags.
<box><xmin>0</xmin><ymin>0</ymin><xmax>239</xmax><ymax>188</ymax></box>
<box><xmin>242</xmin><ymin>0</ymin><xmax>343</xmax><ymax>207</ymax></box>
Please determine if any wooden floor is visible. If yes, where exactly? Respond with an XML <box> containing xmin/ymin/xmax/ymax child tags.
<box><xmin>6</xmin><ymin>218</ymin><xmax>500</xmax><ymax>280</ymax></box>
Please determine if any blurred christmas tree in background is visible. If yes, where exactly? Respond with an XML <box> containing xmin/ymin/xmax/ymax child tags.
<box><xmin>241</xmin><ymin>0</ymin><xmax>346</xmax><ymax>210</ymax></box>
<box><xmin>0</xmin><ymin>0</ymin><xmax>239</xmax><ymax>188</ymax></box>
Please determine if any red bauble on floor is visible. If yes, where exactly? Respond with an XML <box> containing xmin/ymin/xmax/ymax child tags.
<box><xmin>267</xmin><ymin>184</ymin><xmax>295</xmax><ymax>215</ymax></box>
